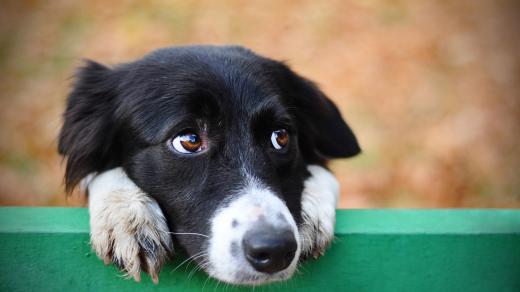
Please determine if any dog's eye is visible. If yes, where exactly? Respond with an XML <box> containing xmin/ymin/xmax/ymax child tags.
<box><xmin>171</xmin><ymin>131</ymin><xmax>205</xmax><ymax>154</ymax></box>
<box><xmin>271</xmin><ymin>129</ymin><xmax>289</xmax><ymax>150</ymax></box>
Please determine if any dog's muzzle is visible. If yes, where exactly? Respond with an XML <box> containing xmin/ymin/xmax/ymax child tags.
<box><xmin>207</xmin><ymin>182</ymin><xmax>301</xmax><ymax>284</ymax></box>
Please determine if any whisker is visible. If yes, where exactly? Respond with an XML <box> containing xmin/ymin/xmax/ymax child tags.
<box><xmin>214</xmin><ymin>278</ymin><xmax>222</xmax><ymax>292</ymax></box>
<box><xmin>202</xmin><ymin>271</ymin><xmax>212</xmax><ymax>292</ymax></box>
<box><xmin>187</xmin><ymin>261</ymin><xmax>205</xmax><ymax>280</ymax></box>
<box><xmin>168</xmin><ymin>232</ymin><xmax>209</xmax><ymax>238</ymax></box>
<box><xmin>171</xmin><ymin>251</ymin><xmax>205</xmax><ymax>273</ymax></box>
<box><xmin>198</xmin><ymin>259</ymin><xmax>210</xmax><ymax>270</ymax></box>
<box><xmin>184</xmin><ymin>253</ymin><xmax>207</xmax><ymax>272</ymax></box>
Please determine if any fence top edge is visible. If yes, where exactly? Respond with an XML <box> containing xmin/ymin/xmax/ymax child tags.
<box><xmin>0</xmin><ymin>207</ymin><xmax>519</xmax><ymax>235</ymax></box>
<box><xmin>335</xmin><ymin>209</ymin><xmax>520</xmax><ymax>234</ymax></box>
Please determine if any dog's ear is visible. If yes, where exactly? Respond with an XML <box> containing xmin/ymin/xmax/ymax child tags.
<box><xmin>279</xmin><ymin>69</ymin><xmax>361</xmax><ymax>161</ymax></box>
<box><xmin>58</xmin><ymin>60</ymin><xmax>121</xmax><ymax>192</ymax></box>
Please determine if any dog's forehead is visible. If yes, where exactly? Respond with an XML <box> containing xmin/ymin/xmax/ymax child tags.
<box><xmin>137</xmin><ymin>46</ymin><xmax>276</xmax><ymax>84</ymax></box>
<box><xmin>122</xmin><ymin>49</ymin><xmax>290</xmax><ymax>143</ymax></box>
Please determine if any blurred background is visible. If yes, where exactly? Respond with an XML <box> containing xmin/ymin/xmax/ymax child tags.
<box><xmin>1</xmin><ymin>0</ymin><xmax>519</xmax><ymax>208</ymax></box>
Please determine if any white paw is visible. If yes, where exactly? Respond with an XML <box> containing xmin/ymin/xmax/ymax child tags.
<box><xmin>299</xmin><ymin>165</ymin><xmax>339</xmax><ymax>258</ymax></box>
<box><xmin>87</xmin><ymin>168</ymin><xmax>173</xmax><ymax>283</ymax></box>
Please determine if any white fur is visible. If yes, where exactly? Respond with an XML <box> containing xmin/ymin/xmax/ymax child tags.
<box><xmin>87</xmin><ymin>168</ymin><xmax>173</xmax><ymax>283</ymax></box>
<box><xmin>207</xmin><ymin>178</ymin><xmax>301</xmax><ymax>284</ymax></box>
<box><xmin>299</xmin><ymin>165</ymin><xmax>339</xmax><ymax>258</ymax></box>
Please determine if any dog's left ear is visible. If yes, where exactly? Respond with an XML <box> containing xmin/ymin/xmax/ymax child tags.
<box><xmin>279</xmin><ymin>69</ymin><xmax>361</xmax><ymax>160</ymax></box>
<box><xmin>58</xmin><ymin>60</ymin><xmax>122</xmax><ymax>192</ymax></box>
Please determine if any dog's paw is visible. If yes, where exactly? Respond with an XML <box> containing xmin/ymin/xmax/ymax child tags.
<box><xmin>299</xmin><ymin>165</ymin><xmax>339</xmax><ymax>259</ymax></box>
<box><xmin>87</xmin><ymin>168</ymin><xmax>173</xmax><ymax>283</ymax></box>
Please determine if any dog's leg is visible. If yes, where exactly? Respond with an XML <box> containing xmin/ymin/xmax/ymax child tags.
<box><xmin>299</xmin><ymin>165</ymin><xmax>339</xmax><ymax>259</ymax></box>
<box><xmin>86</xmin><ymin>168</ymin><xmax>173</xmax><ymax>283</ymax></box>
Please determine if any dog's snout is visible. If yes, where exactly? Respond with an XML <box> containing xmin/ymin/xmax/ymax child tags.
<box><xmin>242</xmin><ymin>226</ymin><xmax>297</xmax><ymax>274</ymax></box>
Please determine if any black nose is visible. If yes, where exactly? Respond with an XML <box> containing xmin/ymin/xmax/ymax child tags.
<box><xmin>242</xmin><ymin>226</ymin><xmax>297</xmax><ymax>274</ymax></box>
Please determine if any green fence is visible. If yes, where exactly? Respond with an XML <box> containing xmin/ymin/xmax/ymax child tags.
<box><xmin>0</xmin><ymin>207</ymin><xmax>519</xmax><ymax>291</ymax></box>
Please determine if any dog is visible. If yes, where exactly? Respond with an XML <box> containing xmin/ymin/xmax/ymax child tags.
<box><xmin>58</xmin><ymin>45</ymin><xmax>360</xmax><ymax>285</ymax></box>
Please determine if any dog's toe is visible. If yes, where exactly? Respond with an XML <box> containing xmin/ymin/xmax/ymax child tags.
<box><xmin>89</xmin><ymin>188</ymin><xmax>173</xmax><ymax>283</ymax></box>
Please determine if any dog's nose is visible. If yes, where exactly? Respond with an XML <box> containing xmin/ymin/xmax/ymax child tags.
<box><xmin>242</xmin><ymin>226</ymin><xmax>297</xmax><ymax>274</ymax></box>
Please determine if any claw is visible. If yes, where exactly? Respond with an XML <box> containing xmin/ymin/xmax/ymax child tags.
<box><xmin>133</xmin><ymin>273</ymin><xmax>141</xmax><ymax>282</ymax></box>
<box><xmin>151</xmin><ymin>273</ymin><xmax>159</xmax><ymax>284</ymax></box>
<box><xmin>312</xmin><ymin>250</ymin><xmax>320</xmax><ymax>259</ymax></box>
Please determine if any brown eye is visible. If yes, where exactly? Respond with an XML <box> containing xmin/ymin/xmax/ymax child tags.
<box><xmin>171</xmin><ymin>131</ymin><xmax>204</xmax><ymax>154</ymax></box>
<box><xmin>271</xmin><ymin>129</ymin><xmax>289</xmax><ymax>150</ymax></box>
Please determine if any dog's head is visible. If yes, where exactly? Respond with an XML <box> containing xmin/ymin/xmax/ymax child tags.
<box><xmin>59</xmin><ymin>45</ymin><xmax>360</xmax><ymax>284</ymax></box>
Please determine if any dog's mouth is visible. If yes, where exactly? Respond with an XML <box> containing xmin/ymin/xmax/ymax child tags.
<box><xmin>205</xmin><ymin>225</ymin><xmax>300</xmax><ymax>285</ymax></box>
<box><xmin>190</xmin><ymin>183</ymin><xmax>301</xmax><ymax>285</ymax></box>
<box><xmin>188</xmin><ymin>236</ymin><xmax>300</xmax><ymax>285</ymax></box>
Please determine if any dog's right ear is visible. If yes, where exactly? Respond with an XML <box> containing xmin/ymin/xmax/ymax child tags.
<box><xmin>58</xmin><ymin>60</ymin><xmax>120</xmax><ymax>193</ymax></box>
<box><xmin>273</xmin><ymin>63</ymin><xmax>361</xmax><ymax>163</ymax></box>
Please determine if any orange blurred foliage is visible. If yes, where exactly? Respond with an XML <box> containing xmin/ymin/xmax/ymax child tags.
<box><xmin>1</xmin><ymin>0</ymin><xmax>519</xmax><ymax>208</ymax></box>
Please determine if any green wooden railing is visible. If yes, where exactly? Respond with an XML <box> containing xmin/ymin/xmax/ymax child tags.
<box><xmin>0</xmin><ymin>207</ymin><xmax>519</xmax><ymax>291</ymax></box>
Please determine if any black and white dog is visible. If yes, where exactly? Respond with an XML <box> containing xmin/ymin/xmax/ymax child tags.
<box><xmin>58</xmin><ymin>45</ymin><xmax>360</xmax><ymax>285</ymax></box>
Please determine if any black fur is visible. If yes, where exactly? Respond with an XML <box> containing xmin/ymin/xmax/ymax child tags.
<box><xmin>58</xmin><ymin>45</ymin><xmax>360</xmax><ymax>259</ymax></box>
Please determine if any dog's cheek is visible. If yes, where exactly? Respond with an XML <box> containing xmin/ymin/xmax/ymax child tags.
<box><xmin>125</xmin><ymin>145</ymin><xmax>210</xmax><ymax>191</ymax></box>
<box><xmin>163</xmin><ymin>203</ymin><xmax>214</xmax><ymax>262</ymax></box>
<box><xmin>280</xmin><ymin>179</ymin><xmax>305</xmax><ymax>226</ymax></box>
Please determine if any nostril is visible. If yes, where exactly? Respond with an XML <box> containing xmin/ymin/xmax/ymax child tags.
<box><xmin>251</xmin><ymin>252</ymin><xmax>270</xmax><ymax>264</ymax></box>
<box><xmin>242</xmin><ymin>226</ymin><xmax>297</xmax><ymax>274</ymax></box>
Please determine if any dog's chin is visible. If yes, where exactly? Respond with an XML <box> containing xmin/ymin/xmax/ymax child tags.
<box><xmin>210</xmin><ymin>269</ymin><xmax>294</xmax><ymax>286</ymax></box>
<box><xmin>206</xmin><ymin>261</ymin><xmax>298</xmax><ymax>285</ymax></box>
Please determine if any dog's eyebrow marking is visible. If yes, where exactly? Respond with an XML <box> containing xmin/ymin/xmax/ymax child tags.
<box><xmin>250</xmin><ymin>99</ymin><xmax>293</xmax><ymax>125</ymax></box>
<box><xmin>250</xmin><ymin>95</ymin><xmax>282</xmax><ymax>113</ymax></box>
<box><xmin>232</xmin><ymin>219</ymin><xmax>239</xmax><ymax>228</ymax></box>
